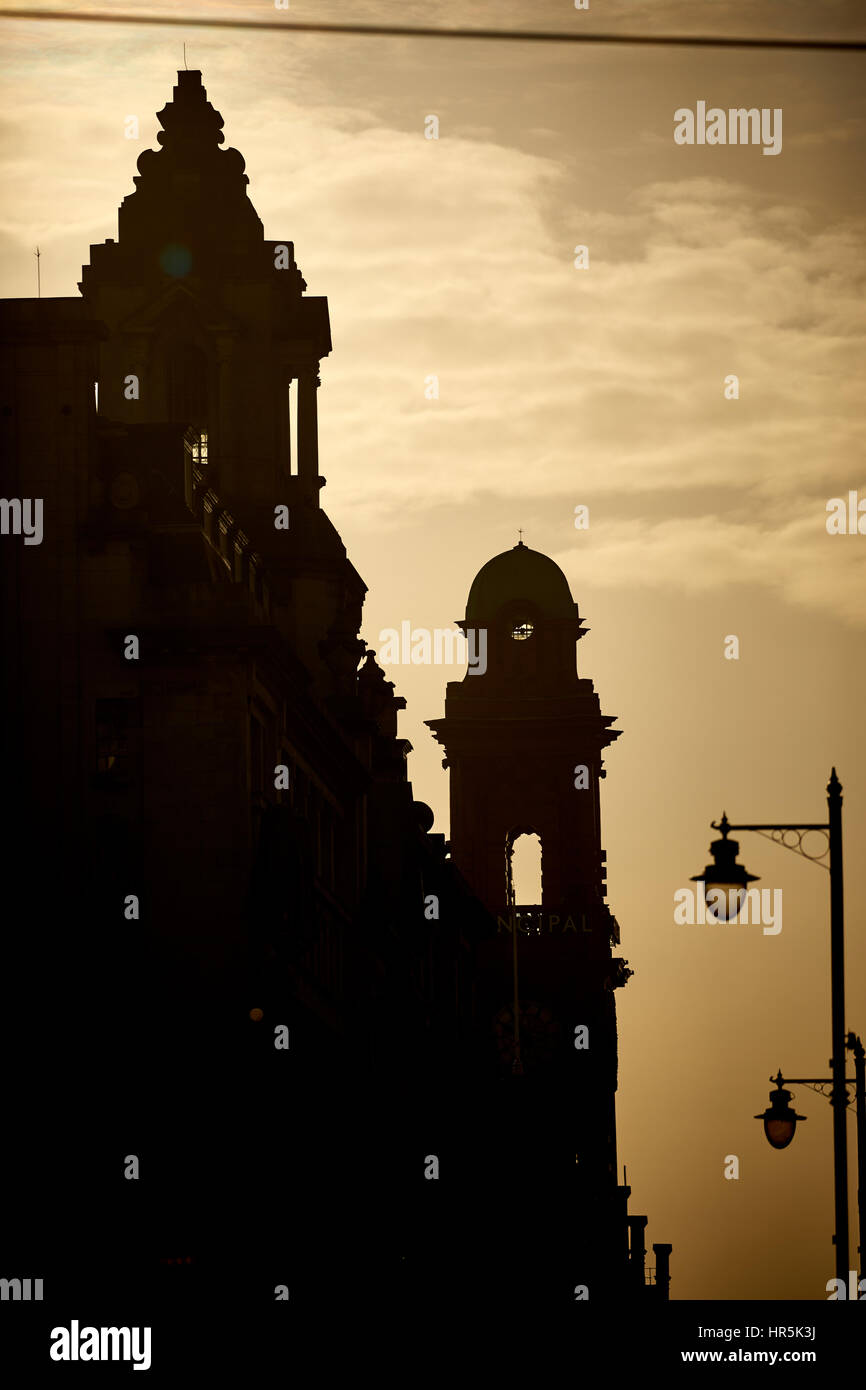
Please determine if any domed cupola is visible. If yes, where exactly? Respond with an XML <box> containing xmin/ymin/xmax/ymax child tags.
<box><xmin>459</xmin><ymin>540</ymin><xmax>587</xmax><ymax>692</ymax></box>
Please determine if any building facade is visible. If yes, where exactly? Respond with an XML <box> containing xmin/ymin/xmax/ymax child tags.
<box><xmin>0</xmin><ymin>69</ymin><xmax>666</xmax><ymax>1313</ymax></box>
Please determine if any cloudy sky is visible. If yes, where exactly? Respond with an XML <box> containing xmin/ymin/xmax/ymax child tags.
<box><xmin>3</xmin><ymin>0</ymin><xmax>866</xmax><ymax>1300</ymax></box>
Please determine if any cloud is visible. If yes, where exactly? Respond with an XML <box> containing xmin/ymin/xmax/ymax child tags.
<box><xmin>299</xmin><ymin>152</ymin><xmax>866</xmax><ymax>513</ymax></box>
<box><xmin>550</xmin><ymin>506</ymin><xmax>866</xmax><ymax>626</ymax></box>
<box><xmin>2</xmin><ymin>24</ymin><xmax>863</xmax><ymax>627</ymax></box>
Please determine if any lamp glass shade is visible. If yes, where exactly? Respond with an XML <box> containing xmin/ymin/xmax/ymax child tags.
<box><xmin>703</xmin><ymin>883</ymin><xmax>746</xmax><ymax>922</ymax></box>
<box><xmin>763</xmin><ymin>1115</ymin><xmax>796</xmax><ymax>1150</ymax></box>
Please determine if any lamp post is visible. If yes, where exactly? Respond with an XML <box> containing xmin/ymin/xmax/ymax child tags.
<box><xmin>851</xmin><ymin>1034</ymin><xmax>866</xmax><ymax>1278</ymax></box>
<box><xmin>691</xmin><ymin>769</ymin><xmax>849</xmax><ymax>1285</ymax></box>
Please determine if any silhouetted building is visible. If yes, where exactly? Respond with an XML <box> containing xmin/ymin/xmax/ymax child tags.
<box><xmin>0</xmin><ymin>69</ymin><xmax>666</xmax><ymax>1315</ymax></box>
<box><xmin>427</xmin><ymin>542</ymin><xmax>669</xmax><ymax>1302</ymax></box>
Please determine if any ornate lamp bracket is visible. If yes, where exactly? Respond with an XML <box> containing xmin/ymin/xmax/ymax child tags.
<box><xmin>773</xmin><ymin>1073</ymin><xmax>856</xmax><ymax>1110</ymax></box>
<box><xmin>711</xmin><ymin>820</ymin><xmax>831</xmax><ymax>872</ymax></box>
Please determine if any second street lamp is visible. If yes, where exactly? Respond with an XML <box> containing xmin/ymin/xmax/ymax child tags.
<box><xmin>755</xmin><ymin>1035</ymin><xmax>866</xmax><ymax>1282</ymax></box>
<box><xmin>755</xmin><ymin>1072</ymin><xmax>807</xmax><ymax>1151</ymax></box>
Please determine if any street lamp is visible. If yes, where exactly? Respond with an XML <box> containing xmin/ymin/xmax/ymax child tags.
<box><xmin>693</xmin><ymin>769</ymin><xmax>850</xmax><ymax>1285</ymax></box>
<box><xmin>690</xmin><ymin>813</ymin><xmax>759</xmax><ymax>921</ymax></box>
<box><xmin>755</xmin><ymin>1072</ymin><xmax>807</xmax><ymax>1150</ymax></box>
<box><xmin>755</xmin><ymin>1036</ymin><xmax>866</xmax><ymax>1278</ymax></box>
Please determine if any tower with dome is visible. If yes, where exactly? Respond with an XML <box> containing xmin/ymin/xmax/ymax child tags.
<box><xmin>427</xmin><ymin>539</ymin><xmax>670</xmax><ymax>1302</ymax></box>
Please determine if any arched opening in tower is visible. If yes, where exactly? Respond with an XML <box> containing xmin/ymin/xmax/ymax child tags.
<box><xmin>510</xmin><ymin>831</ymin><xmax>542</xmax><ymax>908</ymax></box>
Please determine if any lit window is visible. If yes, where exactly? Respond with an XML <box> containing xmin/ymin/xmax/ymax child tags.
<box><xmin>193</xmin><ymin>431</ymin><xmax>208</xmax><ymax>467</ymax></box>
<box><xmin>511</xmin><ymin>620</ymin><xmax>534</xmax><ymax>641</ymax></box>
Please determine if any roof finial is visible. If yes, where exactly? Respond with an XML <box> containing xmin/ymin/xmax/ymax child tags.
<box><xmin>34</xmin><ymin>246</ymin><xmax>41</xmax><ymax>298</ymax></box>
<box><xmin>517</xmin><ymin>528</ymin><xmax>524</xmax><ymax>546</ymax></box>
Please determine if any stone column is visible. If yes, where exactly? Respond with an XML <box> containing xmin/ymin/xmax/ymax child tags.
<box><xmin>297</xmin><ymin>368</ymin><xmax>320</xmax><ymax>505</ymax></box>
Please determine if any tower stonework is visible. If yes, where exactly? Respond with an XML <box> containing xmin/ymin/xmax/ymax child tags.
<box><xmin>428</xmin><ymin>540</ymin><xmax>621</xmax><ymax>913</ymax></box>
<box><xmin>427</xmin><ymin>541</ymin><xmax>642</xmax><ymax>1300</ymax></box>
<box><xmin>80</xmin><ymin>70</ymin><xmax>327</xmax><ymax>514</ymax></box>
<box><xmin>77</xmin><ymin>69</ymin><xmax>363</xmax><ymax>697</ymax></box>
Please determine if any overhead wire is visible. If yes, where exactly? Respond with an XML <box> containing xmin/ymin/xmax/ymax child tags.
<box><xmin>0</xmin><ymin>7</ymin><xmax>864</xmax><ymax>51</ymax></box>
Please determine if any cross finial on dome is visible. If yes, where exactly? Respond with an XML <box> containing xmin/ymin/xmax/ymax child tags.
<box><xmin>517</xmin><ymin>528</ymin><xmax>524</xmax><ymax>547</ymax></box>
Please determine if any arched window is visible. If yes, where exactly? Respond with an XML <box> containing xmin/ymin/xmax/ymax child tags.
<box><xmin>509</xmin><ymin>830</ymin><xmax>542</xmax><ymax>908</ymax></box>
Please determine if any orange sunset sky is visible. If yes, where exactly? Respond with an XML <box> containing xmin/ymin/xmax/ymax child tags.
<box><xmin>2</xmin><ymin>0</ymin><xmax>865</xmax><ymax>1299</ymax></box>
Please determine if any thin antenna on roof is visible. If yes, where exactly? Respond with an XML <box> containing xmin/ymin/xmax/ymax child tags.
<box><xmin>35</xmin><ymin>246</ymin><xmax>41</xmax><ymax>298</ymax></box>
<box><xmin>183</xmin><ymin>42</ymin><xmax>188</xmax><ymax>68</ymax></box>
